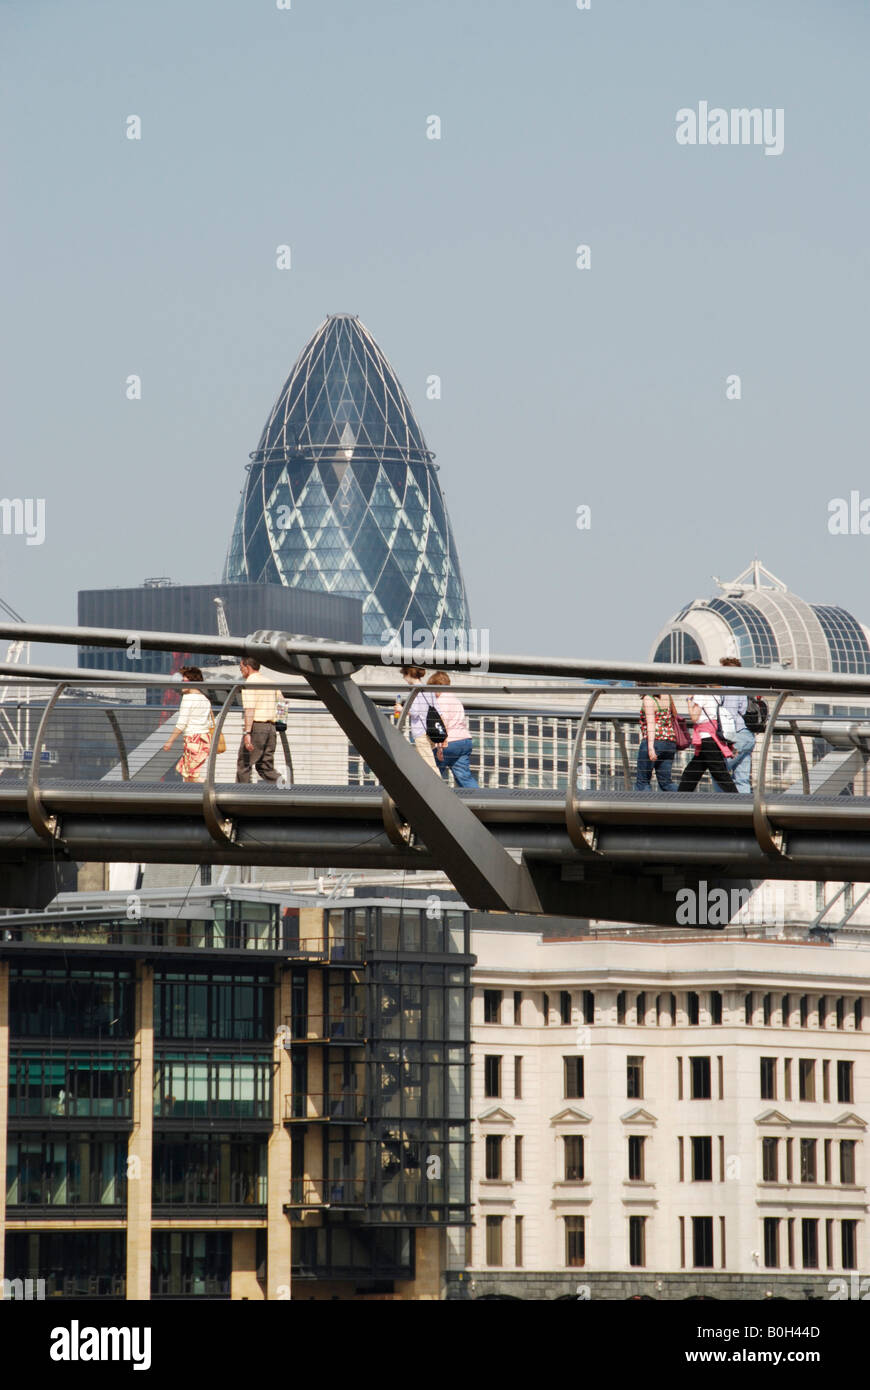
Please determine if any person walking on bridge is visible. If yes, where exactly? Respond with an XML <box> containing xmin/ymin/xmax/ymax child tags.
<box><xmin>427</xmin><ymin>671</ymin><xmax>478</xmax><ymax>788</ymax></box>
<box><xmin>394</xmin><ymin>666</ymin><xmax>439</xmax><ymax>773</ymax></box>
<box><xmin>677</xmin><ymin>662</ymin><xmax>737</xmax><ymax>794</ymax></box>
<box><xmin>719</xmin><ymin>656</ymin><xmax>755</xmax><ymax>792</ymax></box>
<box><xmin>236</xmin><ymin>659</ymin><xmax>280</xmax><ymax>783</ymax></box>
<box><xmin>635</xmin><ymin>687</ymin><xmax>677</xmax><ymax>791</ymax></box>
<box><xmin>162</xmin><ymin>667</ymin><xmax>213</xmax><ymax>783</ymax></box>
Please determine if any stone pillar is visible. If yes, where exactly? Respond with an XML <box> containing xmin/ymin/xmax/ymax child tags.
<box><xmin>0</xmin><ymin>961</ymin><xmax>9</xmax><ymax>1287</ymax></box>
<box><xmin>231</xmin><ymin>1230</ymin><xmax>264</xmax><ymax>1300</ymax></box>
<box><xmin>395</xmin><ymin>1227</ymin><xmax>445</xmax><ymax>1300</ymax></box>
<box><xmin>267</xmin><ymin>966</ymin><xmax>293</xmax><ymax>1299</ymax></box>
<box><xmin>126</xmin><ymin>962</ymin><xmax>154</xmax><ymax>1300</ymax></box>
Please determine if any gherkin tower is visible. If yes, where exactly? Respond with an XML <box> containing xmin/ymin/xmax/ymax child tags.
<box><xmin>223</xmin><ymin>314</ymin><xmax>471</xmax><ymax>644</ymax></box>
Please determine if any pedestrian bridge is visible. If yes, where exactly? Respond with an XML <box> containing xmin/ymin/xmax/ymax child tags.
<box><xmin>2</xmin><ymin>619</ymin><xmax>870</xmax><ymax>925</ymax></box>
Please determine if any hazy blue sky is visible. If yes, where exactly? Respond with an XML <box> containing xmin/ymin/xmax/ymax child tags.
<box><xmin>2</xmin><ymin>0</ymin><xmax>868</xmax><ymax>664</ymax></box>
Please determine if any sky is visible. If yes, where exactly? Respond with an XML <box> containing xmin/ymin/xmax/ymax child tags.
<box><xmin>2</xmin><ymin>0</ymin><xmax>869</xmax><ymax>666</ymax></box>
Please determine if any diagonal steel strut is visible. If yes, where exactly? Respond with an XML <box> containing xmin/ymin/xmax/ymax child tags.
<box><xmin>269</xmin><ymin>643</ymin><xmax>541</xmax><ymax>913</ymax></box>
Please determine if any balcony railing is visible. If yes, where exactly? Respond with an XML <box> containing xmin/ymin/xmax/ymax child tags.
<box><xmin>284</xmin><ymin>1091</ymin><xmax>366</xmax><ymax>1122</ymax></box>
<box><xmin>286</xmin><ymin>1177</ymin><xmax>367</xmax><ymax>1208</ymax></box>
<box><xmin>282</xmin><ymin>1012</ymin><xmax>366</xmax><ymax>1043</ymax></box>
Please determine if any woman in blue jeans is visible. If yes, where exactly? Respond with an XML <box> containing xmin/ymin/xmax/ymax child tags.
<box><xmin>427</xmin><ymin>671</ymin><xmax>478</xmax><ymax>788</ymax></box>
<box><xmin>635</xmin><ymin>688</ymin><xmax>677</xmax><ymax>791</ymax></box>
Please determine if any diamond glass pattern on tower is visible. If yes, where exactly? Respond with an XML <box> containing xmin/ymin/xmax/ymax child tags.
<box><xmin>224</xmin><ymin>314</ymin><xmax>471</xmax><ymax>645</ymax></box>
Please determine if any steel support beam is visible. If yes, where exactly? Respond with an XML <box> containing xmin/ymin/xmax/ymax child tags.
<box><xmin>271</xmin><ymin>648</ymin><xmax>542</xmax><ymax>913</ymax></box>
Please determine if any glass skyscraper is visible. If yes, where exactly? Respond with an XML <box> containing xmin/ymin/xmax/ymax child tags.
<box><xmin>224</xmin><ymin>314</ymin><xmax>471</xmax><ymax>645</ymax></box>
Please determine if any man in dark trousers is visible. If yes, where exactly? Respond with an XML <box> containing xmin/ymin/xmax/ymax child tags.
<box><xmin>236</xmin><ymin>658</ymin><xmax>280</xmax><ymax>783</ymax></box>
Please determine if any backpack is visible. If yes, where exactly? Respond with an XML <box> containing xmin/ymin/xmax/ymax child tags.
<box><xmin>743</xmin><ymin>695</ymin><xmax>769</xmax><ymax>733</ymax></box>
<box><xmin>426</xmin><ymin>701</ymin><xmax>448</xmax><ymax>744</ymax></box>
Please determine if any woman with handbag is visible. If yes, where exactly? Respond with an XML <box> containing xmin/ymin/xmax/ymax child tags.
<box><xmin>635</xmin><ymin>688</ymin><xmax>678</xmax><ymax>790</ymax></box>
<box><xmin>162</xmin><ymin>666</ymin><xmax>215</xmax><ymax>783</ymax></box>
<box><xmin>677</xmin><ymin>664</ymin><xmax>737</xmax><ymax>793</ymax></box>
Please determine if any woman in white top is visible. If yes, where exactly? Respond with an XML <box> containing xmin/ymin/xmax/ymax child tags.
<box><xmin>162</xmin><ymin>666</ymin><xmax>213</xmax><ymax>782</ymax></box>
<box><xmin>677</xmin><ymin>662</ymin><xmax>737</xmax><ymax>793</ymax></box>
<box><xmin>393</xmin><ymin>665</ymin><xmax>439</xmax><ymax>772</ymax></box>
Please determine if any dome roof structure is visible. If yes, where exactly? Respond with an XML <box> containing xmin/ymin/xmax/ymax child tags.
<box><xmin>650</xmin><ymin>560</ymin><xmax>870</xmax><ymax>673</ymax></box>
<box><xmin>224</xmin><ymin>314</ymin><xmax>470</xmax><ymax>644</ymax></box>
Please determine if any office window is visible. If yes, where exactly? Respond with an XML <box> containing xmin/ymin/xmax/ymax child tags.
<box><xmin>691</xmin><ymin>1136</ymin><xmax>712</xmax><ymax>1182</ymax></box>
<box><xmin>822</xmin><ymin>1059</ymin><xmax>830</xmax><ymax>1103</ymax></box>
<box><xmin>484</xmin><ymin>1055</ymin><xmax>501</xmax><ymax>1098</ymax></box>
<box><xmin>677</xmin><ymin>1136</ymin><xmax>684</xmax><ymax>1182</ymax></box>
<box><xmin>542</xmin><ymin>992</ymin><xmax>549</xmax><ymax>1025</ymax></box>
<box><xmin>485</xmin><ymin>1135</ymin><xmax>503</xmax><ymax>1181</ymax></box>
<box><xmin>764</xmin><ymin>1217</ymin><xmax>780</xmax><ymax>1269</ymax></box>
<box><xmin>564</xmin><ymin>1056</ymin><xmax>584</xmax><ymax>1099</ymax></box>
<box><xmin>762</xmin><ymin>1137</ymin><xmax>779</xmax><ymax>1182</ymax></box>
<box><xmin>837</xmin><ymin>1060</ymin><xmax>854</xmax><ymax>1104</ymax></box>
<box><xmin>583</xmin><ymin>991</ymin><xmax>595</xmax><ymax>1026</ymax></box>
<box><xmin>668</xmin><ymin>992</ymin><xmax>677</xmax><ymax>1024</ymax></box>
<box><xmin>760</xmin><ymin>1057</ymin><xmax>777</xmax><ymax>1100</ymax></box>
<box><xmin>840</xmin><ymin>1140</ymin><xmax>856</xmax><ymax>1185</ymax></box>
<box><xmin>718</xmin><ymin>1134</ymin><xmax>725</xmax><ymax>1182</ymax></box>
<box><xmin>801</xmin><ymin>1219</ymin><xmax>818</xmax><ymax>1269</ymax></box>
<box><xmin>798</xmin><ymin>1058</ymin><xmax>815</xmax><ymax>1102</ymax></box>
<box><xmin>485</xmin><ymin>1215</ymin><xmax>503</xmax><ymax>1266</ymax></box>
<box><xmin>825</xmin><ymin>1219</ymin><xmax>834</xmax><ymax>1270</ymax></box>
<box><xmin>763</xmin><ymin>993</ymin><xmax>772</xmax><ymax>1026</ymax></box>
<box><xmin>837</xmin><ymin>997</ymin><xmax>845</xmax><ymax>1030</ymax></box>
<box><xmin>676</xmin><ymin>1056</ymin><xmax>683</xmax><ymax>1100</ymax></box>
<box><xmin>626</xmin><ymin>1056</ymin><xmax>643</xmax><ymax>1099</ymax></box>
<box><xmin>800</xmin><ymin>995</ymin><xmax>809</xmax><ymax>1028</ymax></box>
<box><xmin>720</xmin><ymin>1216</ymin><xmax>726</xmax><ymax>1269</ymax></box>
<box><xmin>616</xmin><ymin>991</ymin><xmax>626</xmax><ymax>1025</ymax></box>
<box><xmin>856</xmin><ymin>998</ymin><xmax>863</xmax><ymax>1031</ymax></box>
<box><xmin>483</xmin><ymin>990</ymin><xmax>502</xmax><ymax>1024</ymax></box>
<box><xmin>513</xmin><ymin>991</ymin><xmax>523</xmax><ymax>1024</ymax></box>
<box><xmin>692</xmin><ymin>1216</ymin><xmax>714</xmax><ymax>1268</ymax></box>
<box><xmin>513</xmin><ymin>1056</ymin><xmax>523</xmax><ymax>1099</ymax></box>
<box><xmin>515</xmin><ymin>1216</ymin><xmax>524</xmax><ymax>1267</ymax></box>
<box><xmin>687</xmin><ymin>992</ymin><xmax>699</xmax><ymax>1026</ymax></box>
<box><xmin>679</xmin><ymin>1216</ymin><xmax>685</xmax><ymax>1268</ymax></box>
<box><xmin>800</xmin><ymin>1138</ymin><xmax>817</xmax><ymax>1184</ymax></box>
<box><xmin>628</xmin><ymin>1135</ymin><xmax>645</xmax><ymax>1181</ymax></box>
<box><xmin>560</xmin><ymin>991</ymin><xmax>572</xmax><ymax>1026</ymax></box>
<box><xmin>787</xmin><ymin>1218</ymin><xmax>795</xmax><ymax>1268</ymax></box>
<box><xmin>629</xmin><ymin>1215</ymin><xmax>646</xmax><ymax>1268</ymax></box>
<box><xmin>635</xmin><ymin>992</ymin><xmax>646</xmax><ymax>1026</ymax></box>
<box><xmin>710</xmin><ymin>991</ymin><xmax>723</xmax><ymax>1025</ymax></box>
<box><xmin>842</xmin><ymin>1220</ymin><xmax>857</xmax><ymax>1271</ymax></box>
<box><xmin>199</xmin><ymin>864</ymin><xmax>212</xmax><ymax>886</ymax></box>
<box><xmin>824</xmin><ymin>1138</ymin><xmax>832</xmax><ymax>1183</ymax></box>
<box><xmin>514</xmin><ymin>1135</ymin><xmax>523</xmax><ymax>1182</ymax></box>
<box><xmin>689</xmin><ymin>1056</ymin><xmax>711</xmax><ymax>1100</ymax></box>
<box><xmin>564</xmin><ymin>1135</ymin><xmax>584</xmax><ymax>1182</ymax></box>
<box><xmin>744</xmin><ymin>992</ymin><xmax>753</xmax><ymax>1025</ymax></box>
<box><xmin>717</xmin><ymin>1055</ymin><xmax>724</xmax><ymax>1100</ymax></box>
<box><xmin>565</xmin><ymin>1216</ymin><xmax>585</xmax><ymax>1267</ymax></box>
<box><xmin>783</xmin><ymin>1058</ymin><xmax>792</xmax><ymax>1101</ymax></box>
<box><xmin>785</xmin><ymin>1138</ymin><xmax>793</xmax><ymax>1183</ymax></box>
<box><xmin>782</xmin><ymin>994</ymin><xmax>791</xmax><ymax>1026</ymax></box>
<box><xmin>818</xmin><ymin>996</ymin><xmax>827</xmax><ymax>1028</ymax></box>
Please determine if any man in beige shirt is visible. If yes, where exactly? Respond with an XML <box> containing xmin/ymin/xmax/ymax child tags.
<box><xmin>236</xmin><ymin>659</ymin><xmax>280</xmax><ymax>783</ymax></box>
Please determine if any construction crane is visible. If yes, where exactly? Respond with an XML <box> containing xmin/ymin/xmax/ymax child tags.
<box><xmin>213</xmin><ymin>597</ymin><xmax>238</xmax><ymax>665</ymax></box>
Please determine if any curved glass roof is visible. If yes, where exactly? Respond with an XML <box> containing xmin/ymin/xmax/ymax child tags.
<box><xmin>707</xmin><ymin>598</ymin><xmax>779</xmax><ymax>666</ymax></box>
<box><xmin>812</xmin><ymin>605</ymin><xmax>870</xmax><ymax>674</ymax></box>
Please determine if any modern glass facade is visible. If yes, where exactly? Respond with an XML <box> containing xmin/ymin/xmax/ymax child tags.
<box><xmin>1</xmin><ymin>893</ymin><xmax>472</xmax><ymax>1300</ymax></box>
<box><xmin>223</xmin><ymin>314</ymin><xmax>471</xmax><ymax>645</ymax></box>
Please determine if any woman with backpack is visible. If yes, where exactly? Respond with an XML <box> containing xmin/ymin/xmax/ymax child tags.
<box><xmin>635</xmin><ymin>687</ymin><xmax>678</xmax><ymax>791</ymax></box>
<box><xmin>427</xmin><ymin>671</ymin><xmax>479</xmax><ymax>788</ymax></box>
<box><xmin>719</xmin><ymin>656</ymin><xmax>756</xmax><ymax>792</ymax></box>
<box><xmin>677</xmin><ymin>661</ymin><xmax>738</xmax><ymax>793</ymax></box>
<box><xmin>395</xmin><ymin>665</ymin><xmax>439</xmax><ymax>772</ymax></box>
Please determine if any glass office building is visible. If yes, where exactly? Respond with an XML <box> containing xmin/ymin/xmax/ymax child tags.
<box><xmin>223</xmin><ymin>314</ymin><xmax>471</xmax><ymax>645</ymax></box>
